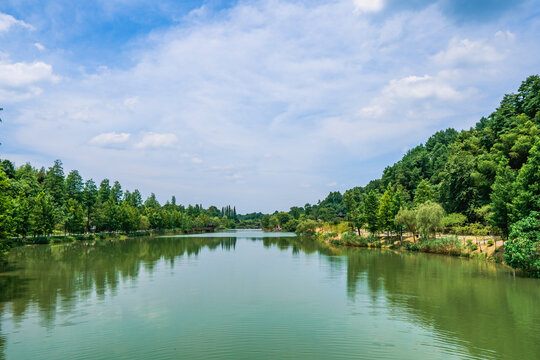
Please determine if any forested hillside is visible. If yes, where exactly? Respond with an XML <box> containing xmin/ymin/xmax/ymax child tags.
<box><xmin>262</xmin><ymin>75</ymin><xmax>540</xmax><ymax>276</ymax></box>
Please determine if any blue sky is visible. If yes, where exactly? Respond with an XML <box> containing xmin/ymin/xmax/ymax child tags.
<box><xmin>0</xmin><ymin>0</ymin><xmax>539</xmax><ymax>213</ymax></box>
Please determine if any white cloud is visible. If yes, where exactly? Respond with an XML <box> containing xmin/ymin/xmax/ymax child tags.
<box><xmin>353</xmin><ymin>0</ymin><xmax>384</xmax><ymax>13</ymax></box>
<box><xmin>433</xmin><ymin>38</ymin><xmax>503</xmax><ymax>66</ymax></box>
<box><xmin>327</xmin><ymin>182</ymin><xmax>337</xmax><ymax>187</ymax></box>
<box><xmin>383</xmin><ymin>75</ymin><xmax>464</xmax><ymax>101</ymax></box>
<box><xmin>89</xmin><ymin>132</ymin><xmax>131</xmax><ymax>146</ymax></box>
<box><xmin>135</xmin><ymin>132</ymin><xmax>178</xmax><ymax>149</ymax></box>
<box><xmin>0</xmin><ymin>61</ymin><xmax>57</xmax><ymax>87</ymax></box>
<box><xmin>0</xmin><ymin>12</ymin><xmax>33</xmax><ymax>32</ymax></box>
<box><xmin>34</xmin><ymin>43</ymin><xmax>45</xmax><ymax>51</ymax></box>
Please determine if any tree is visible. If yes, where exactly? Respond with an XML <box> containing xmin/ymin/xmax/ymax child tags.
<box><xmin>504</xmin><ymin>212</ymin><xmax>540</xmax><ymax>277</ymax></box>
<box><xmin>395</xmin><ymin>208</ymin><xmax>417</xmax><ymax>242</ymax></box>
<box><xmin>364</xmin><ymin>190</ymin><xmax>379</xmax><ymax>235</ymax></box>
<box><xmin>261</xmin><ymin>214</ymin><xmax>271</xmax><ymax>230</ymax></box>
<box><xmin>295</xmin><ymin>219</ymin><xmax>317</xmax><ymax>235</ymax></box>
<box><xmin>13</xmin><ymin>190</ymin><xmax>32</xmax><ymax>238</ymax></box>
<box><xmin>110</xmin><ymin>181</ymin><xmax>123</xmax><ymax>204</ymax></box>
<box><xmin>0</xmin><ymin>169</ymin><xmax>14</xmax><ymax>243</ymax></box>
<box><xmin>378</xmin><ymin>185</ymin><xmax>394</xmax><ymax>236</ymax></box>
<box><xmin>442</xmin><ymin>213</ymin><xmax>467</xmax><ymax>234</ymax></box>
<box><xmin>490</xmin><ymin>164</ymin><xmax>516</xmax><ymax>238</ymax></box>
<box><xmin>512</xmin><ymin>140</ymin><xmax>540</xmax><ymax>221</ymax></box>
<box><xmin>82</xmin><ymin>179</ymin><xmax>98</xmax><ymax>232</ymax></box>
<box><xmin>65</xmin><ymin>170</ymin><xmax>84</xmax><ymax>203</ymax></box>
<box><xmin>31</xmin><ymin>191</ymin><xmax>55</xmax><ymax>236</ymax></box>
<box><xmin>44</xmin><ymin>159</ymin><xmax>65</xmax><ymax>207</ymax></box>
<box><xmin>413</xmin><ymin>179</ymin><xmax>433</xmax><ymax>205</ymax></box>
<box><xmin>98</xmin><ymin>179</ymin><xmax>111</xmax><ymax>203</ymax></box>
<box><xmin>65</xmin><ymin>198</ymin><xmax>85</xmax><ymax>234</ymax></box>
<box><xmin>416</xmin><ymin>201</ymin><xmax>445</xmax><ymax>240</ymax></box>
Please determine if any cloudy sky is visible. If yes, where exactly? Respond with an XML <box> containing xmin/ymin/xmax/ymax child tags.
<box><xmin>0</xmin><ymin>0</ymin><xmax>539</xmax><ymax>213</ymax></box>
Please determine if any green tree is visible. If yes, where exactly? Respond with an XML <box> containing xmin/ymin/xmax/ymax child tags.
<box><xmin>413</xmin><ymin>179</ymin><xmax>433</xmax><ymax>205</ymax></box>
<box><xmin>82</xmin><ymin>179</ymin><xmax>98</xmax><ymax>232</ymax></box>
<box><xmin>416</xmin><ymin>201</ymin><xmax>445</xmax><ymax>240</ymax></box>
<box><xmin>395</xmin><ymin>208</ymin><xmax>417</xmax><ymax>242</ymax></box>
<box><xmin>0</xmin><ymin>169</ymin><xmax>14</xmax><ymax>243</ymax></box>
<box><xmin>65</xmin><ymin>170</ymin><xmax>84</xmax><ymax>202</ymax></box>
<box><xmin>31</xmin><ymin>191</ymin><xmax>55</xmax><ymax>236</ymax></box>
<box><xmin>512</xmin><ymin>140</ymin><xmax>540</xmax><ymax>221</ymax></box>
<box><xmin>295</xmin><ymin>219</ymin><xmax>318</xmax><ymax>235</ymax></box>
<box><xmin>44</xmin><ymin>159</ymin><xmax>66</xmax><ymax>207</ymax></box>
<box><xmin>377</xmin><ymin>185</ymin><xmax>394</xmax><ymax>235</ymax></box>
<box><xmin>490</xmin><ymin>164</ymin><xmax>516</xmax><ymax>238</ymax></box>
<box><xmin>110</xmin><ymin>181</ymin><xmax>123</xmax><ymax>204</ymax></box>
<box><xmin>98</xmin><ymin>179</ymin><xmax>111</xmax><ymax>203</ymax></box>
<box><xmin>504</xmin><ymin>212</ymin><xmax>540</xmax><ymax>277</ymax></box>
<box><xmin>65</xmin><ymin>198</ymin><xmax>85</xmax><ymax>234</ymax></box>
<box><xmin>261</xmin><ymin>214</ymin><xmax>271</xmax><ymax>230</ymax></box>
<box><xmin>13</xmin><ymin>190</ymin><xmax>32</xmax><ymax>238</ymax></box>
<box><xmin>363</xmin><ymin>190</ymin><xmax>379</xmax><ymax>235</ymax></box>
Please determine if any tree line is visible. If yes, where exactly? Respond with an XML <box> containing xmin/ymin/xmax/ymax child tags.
<box><xmin>0</xmin><ymin>159</ymin><xmax>243</xmax><ymax>249</ymax></box>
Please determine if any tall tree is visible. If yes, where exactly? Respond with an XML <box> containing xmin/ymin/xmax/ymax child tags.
<box><xmin>110</xmin><ymin>181</ymin><xmax>123</xmax><ymax>204</ymax></box>
<box><xmin>490</xmin><ymin>163</ymin><xmax>516</xmax><ymax>238</ymax></box>
<box><xmin>44</xmin><ymin>159</ymin><xmax>66</xmax><ymax>207</ymax></box>
<box><xmin>31</xmin><ymin>191</ymin><xmax>55</xmax><ymax>236</ymax></box>
<box><xmin>378</xmin><ymin>185</ymin><xmax>394</xmax><ymax>236</ymax></box>
<box><xmin>82</xmin><ymin>179</ymin><xmax>98</xmax><ymax>232</ymax></box>
<box><xmin>512</xmin><ymin>140</ymin><xmax>540</xmax><ymax>221</ymax></box>
<box><xmin>363</xmin><ymin>190</ymin><xmax>379</xmax><ymax>235</ymax></box>
<box><xmin>65</xmin><ymin>170</ymin><xmax>84</xmax><ymax>203</ymax></box>
<box><xmin>98</xmin><ymin>179</ymin><xmax>111</xmax><ymax>204</ymax></box>
<box><xmin>0</xmin><ymin>169</ymin><xmax>14</xmax><ymax>243</ymax></box>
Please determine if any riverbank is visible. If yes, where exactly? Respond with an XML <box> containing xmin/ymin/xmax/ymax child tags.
<box><xmin>317</xmin><ymin>231</ymin><xmax>508</xmax><ymax>266</ymax></box>
<box><xmin>0</xmin><ymin>228</ymin><xmax>218</xmax><ymax>256</ymax></box>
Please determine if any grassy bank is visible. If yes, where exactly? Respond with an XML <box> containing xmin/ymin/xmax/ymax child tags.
<box><xmin>318</xmin><ymin>231</ymin><xmax>506</xmax><ymax>264</ymax></box>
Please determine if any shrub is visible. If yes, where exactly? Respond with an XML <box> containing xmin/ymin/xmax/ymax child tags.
<box><xmin>295</xmin><ymin>220</ymin><xmax>318</xmax><ymax>236</ymax></box>
<box><xmin>504</xmin><ymin>212</ymin><xmax>540</xmax><ymax>277</ymax></box>
<box><xmin>466</xmin><ymin>239</ymin><xmax>478</xmax><ymax>251</ymax></box>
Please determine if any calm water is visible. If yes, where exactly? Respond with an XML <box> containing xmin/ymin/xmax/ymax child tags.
<box><xmin>0</xmin><ymin>230</ymin><xmax>538</xmax><ymax>359</ymax></box>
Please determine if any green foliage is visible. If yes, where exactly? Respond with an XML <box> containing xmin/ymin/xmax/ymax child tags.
<box><xmin>512</xmin><ymin>139</ymin><xmax>540</xmax><ymax>221</ymax></box>
<box><xmin>295</xmin><ymin>219</ymin><xmax>318</xmax><ymax>235</ymax></box>
<box><xmin>414</xmin><ymin>179</ymin><xmax>433</xmax><ymax>205</ymax></box>
<box><xmin>364</xmin><ymin>190</ymin><xmax>379</xmax><ymax>234</ymax></box>
<box><xmin>416</xmin><ymin>201</ymin><xmax>444</xmax><ymax>240</ymax></box>
<box><xmin>0</xmin><ymin>169</ymin><xmax>14</xmax><ymax>242</ymax></box>
<box><xmin>377</xmin><ymin>185</ymin><xmax>394</xmax><ymax>233</ymax></box>
<box><xmin>65</xmin><ymin>198</ymin><xmax>85</xmax><ymax>234</ymax></box>
<box><xmin>504</xmin><ymin>212</ymin><xmax>540</xmax><ymax>277</ymax></box>
<box><xmin>441</xmin><ymin>213</ymin><xmax>467</xmax><ymax>234</ymax></box>
<box><xmin>395</xmin><ymin>208</ymin><xmax>417</xmax><ymax>238</ymax></box>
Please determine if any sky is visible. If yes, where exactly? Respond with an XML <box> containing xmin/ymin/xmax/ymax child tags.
<box><xmin>0</xmin><ymin>0</ymin><xmax>539</xmax><ymax>213</ymax></box>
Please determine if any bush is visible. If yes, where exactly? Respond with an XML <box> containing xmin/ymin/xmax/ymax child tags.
<box><xmin>487</xmin><ymin>239</ymin><xmax>494</xmax><ymax>247</ymax></box>
<box><xmin>295</xmin><ymin>220</ymin><xmax>318</xmax><ymax>236</ymax></box>
<box><xmin>466</xmin><ymin>239</ymin><xmax>478</xmax><ymax>251</ymax></box>
<box><xmin>504</xmin><ymin>212</ymin><xmax>540</xmax><ymax>277</ymax></box>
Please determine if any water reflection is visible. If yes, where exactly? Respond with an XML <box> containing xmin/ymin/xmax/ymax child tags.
<box><xmin>0</xmin><ymin>231</ymin><xmax>538</xmax><ymax>360</ymax></box>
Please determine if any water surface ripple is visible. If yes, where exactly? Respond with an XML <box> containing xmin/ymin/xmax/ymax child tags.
<box><xmin>0</xmin><ymin>230</ymin><xmax>538</xmax><ymax>359</ymax></box>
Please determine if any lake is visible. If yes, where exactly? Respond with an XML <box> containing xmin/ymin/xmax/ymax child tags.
<box><xmin>0</xmin><ymin>230</ymin><xmax>538</xmax><ymax>359</ymax></box>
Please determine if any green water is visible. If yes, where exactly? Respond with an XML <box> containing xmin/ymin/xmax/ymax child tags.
<box><xmin>0</xmin><ymin>230</ymin><xmax>538</xmax><ymax>359</ymax></box>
